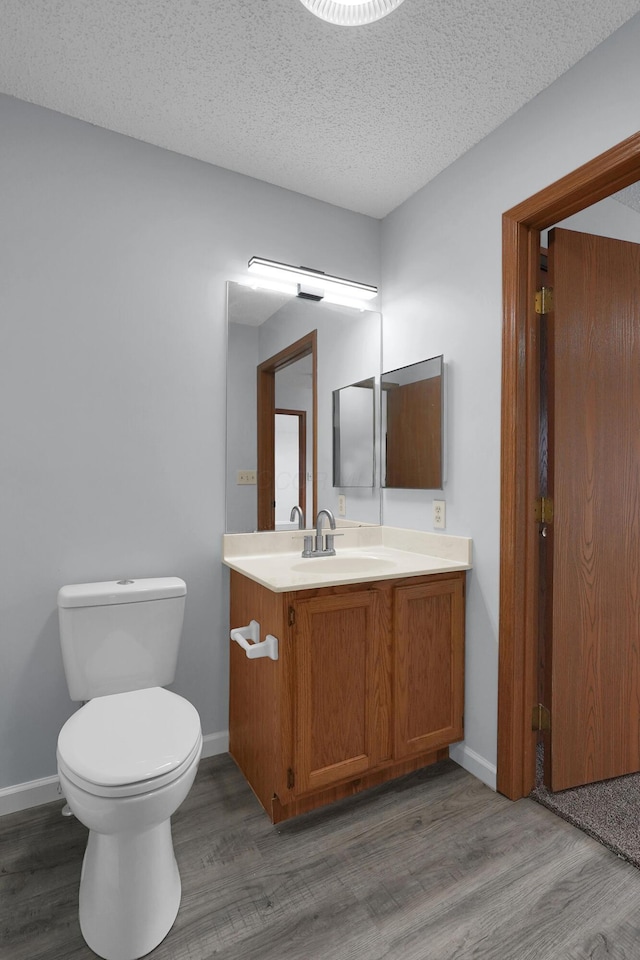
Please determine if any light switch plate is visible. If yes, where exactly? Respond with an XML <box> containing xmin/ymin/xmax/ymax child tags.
<box><xmin>237</xmin><ymin>470</ymin><xmax>257</xmax><ymax>485</ymax></box>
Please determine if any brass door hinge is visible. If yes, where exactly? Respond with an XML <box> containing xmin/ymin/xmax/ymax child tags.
<box><xmin>535</xmin><ymin>286</ymin><xmax>553</xmax><ymax>315</ymax></box>
<box><xmin>534</xmin><ymin>496</ymin><xmax>554</xmax><ymax>524</ymax></box>
<box><xmin>288</xmin><ymin>606</ymin><xmax>296</xmax><ymax>626</ymax></box>
<box><xmin>287</xmin><ymin>767</ymin><xmax>295</xmax><ymax>789</ymax></box>
<box><xmin>532</xmin><ymin>703</ymin><xmax>551</xmax><ymax>732</ymax></box>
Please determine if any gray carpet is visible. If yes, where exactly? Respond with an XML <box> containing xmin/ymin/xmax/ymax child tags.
<box><xmin>531</xmin><ymin>750</ymin><xmax>640</xmax><ymax>869</ymax></box>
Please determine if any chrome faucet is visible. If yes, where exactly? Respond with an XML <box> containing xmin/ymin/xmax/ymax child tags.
<box><xmin>290</xmin><ymin>505</ymin><xmax>305</xmax><ymax>530</ymax></box>
<box><xmin>302</xmin><ymin>508</ymin><xmax>337</xmax><ymax>557</ymax></box>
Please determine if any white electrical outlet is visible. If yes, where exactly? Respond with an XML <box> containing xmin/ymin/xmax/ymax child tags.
<box><xmin>433</xmin><ymin>499</ymin><xmax>446</xmax><ymax>529</ymax></box>
<box><xmin>338</xmin><ymin>495</ymin><xmax>346</xmax><ymax>516</ymax></box>
<box><xmin>237</xmin><ymin>470</ymin><xmax>257</xmax><ymax>485</ymax></box>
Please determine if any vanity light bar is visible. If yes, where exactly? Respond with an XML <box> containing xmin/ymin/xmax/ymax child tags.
<box><xmin>247</xmin><ymin>257</ymin><xmax>378</xmax><ymax>302</ymax></box>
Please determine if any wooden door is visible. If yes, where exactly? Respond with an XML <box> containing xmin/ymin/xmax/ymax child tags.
<box><xmin>293</xmin><ymin>590</ymin><xmax>391</xmax><ymax>794</ymax></box>
<box><xmin>394</xmin><ymin>576</ymin><xmax>465</xmax><ymax>759</ymax></box>
<box><xmin>546</xmin><ymin>227</ymin><xmax>640</xmax><ymax>791</ymax></box>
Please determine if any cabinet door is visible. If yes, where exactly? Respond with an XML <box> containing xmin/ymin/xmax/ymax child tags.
<box><xmin>394</xmin><ymin>577</ymin><xmax>464</xmax><ymax>759</ymax></box>
<box><xmin>293</xmin><ymin>590</ymin><xmax>391</xmax><ymax>795</ymax></box>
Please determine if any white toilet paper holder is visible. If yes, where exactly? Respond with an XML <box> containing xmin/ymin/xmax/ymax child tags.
<box><xmin>230</xmin><ymin>620</ymin><xmax>279</xmax><ymax>661</ymax></box>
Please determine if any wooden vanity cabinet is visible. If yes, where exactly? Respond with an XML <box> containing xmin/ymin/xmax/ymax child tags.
<box><xmin>229</xmin><ymin>569</ymin><xmax>465</xmax><ymax>823</ymax></box>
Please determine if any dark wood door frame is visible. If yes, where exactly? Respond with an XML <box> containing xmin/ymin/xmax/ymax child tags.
<box><xmin>498</xmin><ymin>130</ymin><xmax>640</xmax><ymax>800</ymax></box>
<box><xmin>257</xmin><ymin>330</ymin><xmax>317</xmax><ymax>531</ymax></box>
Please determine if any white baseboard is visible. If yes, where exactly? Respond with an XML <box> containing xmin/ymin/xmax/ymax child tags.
<box><xmin>0</xmin><ymin>728</ymin><xmax>231</xmax><ymax>818</ymax></box>
<box><xmin>201</xmin><ymin>729</ymin><xmax>229</xmax><ymax>759</ymax></box>
<box><xmin>0</xmin><ymin>774</ymin><xmax>63</xmax><ymax>817</ymax></box>
<box><xmin>449</xmin><ymin>742</ymin><xmax>497</xmax><ymax>791</ymax></box>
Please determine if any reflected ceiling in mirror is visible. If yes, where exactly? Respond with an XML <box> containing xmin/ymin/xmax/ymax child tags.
<box><xmin>226</xmin><ymin>281</ymin><xmax>382</xmax><ymax>533</ymax></box>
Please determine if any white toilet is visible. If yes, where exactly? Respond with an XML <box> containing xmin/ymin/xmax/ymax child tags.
<box><xmin>56</xmin><ymin>577</ymin><xmax>203</xmax><ymax>960</ymax></box>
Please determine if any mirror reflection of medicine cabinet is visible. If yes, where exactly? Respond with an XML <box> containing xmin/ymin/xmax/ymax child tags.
<box><xmin>332</xmin><ymin>378</ymin><xmax>376</xmax><ymax>488</ymax></box>
<box><xmin>381</xmin><ymin>355</ymin><xmax>444</xmax><ymax>490</ymax></box>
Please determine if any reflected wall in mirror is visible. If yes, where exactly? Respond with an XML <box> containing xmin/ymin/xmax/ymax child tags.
<box><xmin>226</xmin><ymin>281</ymin><xmax>382</xmax><ymax>532</ymax></box>
<box><xmin>381</xmin><ymin>355</ymin><xmax>444</xmax><ymax>490</ymax></box>
<box><xmin>333</xmin><ymin>378</ymin><xmax>375</xmax><ymax>487</ymax></box>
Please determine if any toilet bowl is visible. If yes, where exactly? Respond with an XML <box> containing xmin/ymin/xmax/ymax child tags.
<box><xmin>57</xmin><ymin>685</ymin><xmax>202</xmax><ymax>960</ymax></box>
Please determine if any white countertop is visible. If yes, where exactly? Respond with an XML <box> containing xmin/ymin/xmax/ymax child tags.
<box><xmin>223</xmin><ymin>525</ymin><xmax>472</xmax><ymax>593</ymax></box>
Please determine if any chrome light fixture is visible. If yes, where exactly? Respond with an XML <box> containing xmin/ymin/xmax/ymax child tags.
<box><xmin>299</xmin><ymin>0</ymin><xmax>405</xmax><ymax>26</ymax></box>
<box><xmin>247</xmin><ymin>257</ymin><xmax>377</xmax><ymax>308</ymax></box>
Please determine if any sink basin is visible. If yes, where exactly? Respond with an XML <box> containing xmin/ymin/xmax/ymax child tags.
<box><xmin>290</xmin><ymin>555</ymin><xmax>397</xmax><ymax>575</ymax></box>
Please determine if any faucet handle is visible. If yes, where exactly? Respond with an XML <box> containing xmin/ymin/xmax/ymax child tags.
<box><xmin>324</xmin><ymin>534</ymin><xmax>337</xmax><ymax>556</ymax></box>
<box><xmin>321</xmin><ymin>532</ymin><xmax>344</xmax><ymax>555</ymax></box>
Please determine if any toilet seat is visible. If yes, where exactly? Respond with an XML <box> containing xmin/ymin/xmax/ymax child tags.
<box><xmin>57</xmin><ymin>686</ymin><xmax>202</xmax><ymax>799</ymax></box>
<box><xmin>57</xmin><ymin>735</ymin><xmax>202</xmax><ymax>799</ymax></box>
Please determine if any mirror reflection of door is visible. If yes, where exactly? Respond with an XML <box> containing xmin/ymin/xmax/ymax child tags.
<box><xmin>275</xmin><ymin>409</ymin><xmax>307</xmax><ymax>528</ymax></box>
<box><xmin>381</xmin><ymin>355</ymin><xmax>444</xmax><ymax>490</ymax></box>
<box><xmin>386</xmin><ymin>379</ymin><xmax>440</xmax><ymax>488</ymax></box>
<box><xmin>257</xmin><ymin>330</ymin><xmax>317</xmax><ymax>531</ymax></box>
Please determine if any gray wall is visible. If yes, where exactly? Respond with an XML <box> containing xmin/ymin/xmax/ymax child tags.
<box><xmin>0</xmin><ymin>93</ymin><xmax>380</xmax><ymax>789</ymax></box>
<box><xmin>380</xmin><ymin>12</ymin><xmax>640</xmax><ymax>785</ymax></box>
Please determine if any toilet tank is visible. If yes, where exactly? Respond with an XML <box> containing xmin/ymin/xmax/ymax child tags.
<box><xmin>57</xmin><ymin>577</ymin><xmax>187</xmax><ymax>701</ymax></box>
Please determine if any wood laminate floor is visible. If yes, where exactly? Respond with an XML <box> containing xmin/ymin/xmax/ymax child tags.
<box><xmin>2</xmin><ymin>755</ymin><xmax>640</xmax><ymax>960</ymax></box>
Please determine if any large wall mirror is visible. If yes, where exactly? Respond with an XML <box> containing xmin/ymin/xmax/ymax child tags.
<box><xmin>226</xmin><ymin>281</ymin><xmax>382</xmax><ymax>532</ymax></box>
<box><xmin>381</xmin><ymin>355</ymin><xmax>444</xmax><ymax>490</ymax></box>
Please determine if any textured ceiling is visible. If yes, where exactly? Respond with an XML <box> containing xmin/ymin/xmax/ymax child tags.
<box><xmin>614</xmin><ymin>183</ymin><xmax>640</xmax><ymax>214</ymax></box>
<box><xmin>1</xmin><ymin>0</ymin><xmax>640</xmax><ymax>218</ymax></box>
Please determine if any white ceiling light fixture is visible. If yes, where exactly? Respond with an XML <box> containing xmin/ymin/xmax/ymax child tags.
<box><xmin>247</xmin><ymin>257</ymin><xmax>378</xmax><ymax>308</ymax></box>
<box><xmin>299</xmin><ymin>0</ymin><xmax>405</xmax><ymax>27</ymax></box>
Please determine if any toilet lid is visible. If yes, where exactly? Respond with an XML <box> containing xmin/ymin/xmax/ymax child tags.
<box><xmin>57</xmin><ymin>687</ymin><xmax>202</xmax><ymax>787</ymax></box>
